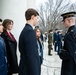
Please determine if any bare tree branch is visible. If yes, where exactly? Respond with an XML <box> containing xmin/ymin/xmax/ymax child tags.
<box><xmin>38</xmin><ymin>0</ymin><xmax>75</xmax><ymax>33</ymax></box>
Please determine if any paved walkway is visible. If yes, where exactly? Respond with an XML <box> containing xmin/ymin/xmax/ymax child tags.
<box><xmin>41</xmin><ymin>42</ymin><xmax>62</xmax><ymax>75</ymax></box>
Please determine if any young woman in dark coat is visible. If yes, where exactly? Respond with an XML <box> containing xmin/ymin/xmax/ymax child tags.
<box><xmin>1</xmin><ymin>19</ymin><xmax>18</xmax><ymax>75</ymax></box>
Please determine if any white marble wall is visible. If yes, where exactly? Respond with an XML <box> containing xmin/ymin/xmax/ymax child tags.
<box><xmin>0</xmin><ymin>0</ymin><xmax>36</xmax><ymax>40</ymax></box>
<box><xmin>0</xmin><ymin>0</ymin><xmax>36</xmax><ymax>63</ymax></box>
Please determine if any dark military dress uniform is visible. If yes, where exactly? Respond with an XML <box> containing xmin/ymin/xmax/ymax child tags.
<box><xmin>48</xmin><ymin>33</ymin><xmax>53</xmax><ymax>55</ymax></box>
<box><xmin>60</xmin><ymin>26</ymin><xmax>76</xmax><ymax>75</ymax></box>
<box><xmin>60</xmin><ymin>12</ymin><xmax>76</xmax><ymax>75</ymax></box>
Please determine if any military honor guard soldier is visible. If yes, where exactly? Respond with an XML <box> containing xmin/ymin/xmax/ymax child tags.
<box><xmin>48</xmin><ymin>30</ymin><xmax>53</xmax><ymax>55</ymax></box>
<box><xmin>60</xmin><ymin>12</ymin><xmax>76</xmax><ymax>75</ymax></box>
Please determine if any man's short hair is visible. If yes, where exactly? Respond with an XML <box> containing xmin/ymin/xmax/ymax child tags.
<box><xmin>55</xmin><ymin>29</ymin><xmax>58</xmax><ymax>31</ymax></box>
<box><xmin>49</xmin><ymin>30</ymin><xmax>52</xmax><ymax>33</ymax></box>
<box><xmin>25</xmin><ymin>8</ymin><xmax>39</xmax><ymax>20</ymax></box>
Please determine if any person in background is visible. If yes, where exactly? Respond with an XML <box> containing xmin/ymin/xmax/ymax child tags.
<box><xmin>48</xmin><ymin>30</ymin><xmax>53</xmax><ymax>55</ymax></box>
<box><xmin>57</xmin><ymin>30</ymin><xmax>62</xmax><ymax>55</ymax></box>
<box><xmin>19</xmin><ymin>8</ymin><xmax>40</xmax><ymax>75</ymax></box>
<box><xmin>0</xmin><ymin>18</ymin><xmax>7</xmax><ymax>75</ymax></box>
<box><xmin>35</xmin><ymin>26</ymin><xmax>44</xmax><ymax>50</ymax></box>
<box><xmin>35</xmin><ymin>28</ymin><xmax>43</xmax><ymax>65</ymax></box>
<box><xmin>44</xmin><ymin>32</ymin><xmax>47</xmax><ymax>42</ymax></box>
<box><xmin>60</xmin><ymin>12</ymin><xmax>76</xmax><ymax>75</ymax></box>
<box><xmin>53</xmin><ymin>29</ymin><xmax>58</xmax><ymax>52</ymax></box>
<box><xmin>34</xmin><ymin>28</ymin><xmax>43</xmax><ymax>75</ymax></box>
<box><xmin>35</xmin><ymin>26</ymin><xmax>44</xmax><ymax>42</ymax></box>
<box><xmin>1</xmin><ymin>19</ymin><xmax>18</xmax><ymax>75</ymax></box>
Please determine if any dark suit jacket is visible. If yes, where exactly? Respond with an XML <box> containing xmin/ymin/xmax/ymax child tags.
<box><xmin>0</xmin><ymin>36</ymin><xmax>7</xmax><ymax>75</ymax></box>
<box><xmin>48</xmin><ymin>33</ymin><xmax>53</xmax><ymax>45</ymax></box>
<box><xmin>19</xmin><ymin>24</ymin><xmax>40</xmax><ymax>75</ymax></box>
<box><xmin>1</xmin><ymin>31</ymin><xmax>18</xmax><ymax>74</ymax></box>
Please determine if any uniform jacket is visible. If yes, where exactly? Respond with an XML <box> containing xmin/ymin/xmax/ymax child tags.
<box><xmin>1</xmin><ymin>30</ymin><xmax>18</xmax><ymax>73</ymax></box>
<box><xmin>0</xmin><ymin>36</ymin><xmax>7</xmax><ymax>75</ymax></box>
<box><xmin>19</xmin><ymin>24</ymin><xmax>40</xmax><ymax>75</ymax></box>
<box><xmin>48</xmin><ymin>33</ymin><xmax>53</xmax><ymax>45</ymax></box>
<box><xmin>60</xmin><ymin>25</ymin><xmax>76</xmax><ymax>75</ymax></box>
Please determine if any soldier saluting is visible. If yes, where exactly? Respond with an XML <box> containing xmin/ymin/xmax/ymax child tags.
<box><xmin>60</xmin><ymin>12</ymin><xmax>76</xmax><ymax>75</ymax></box>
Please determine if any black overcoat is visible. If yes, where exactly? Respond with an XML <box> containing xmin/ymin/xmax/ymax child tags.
<box><xmin>1</xmin><ymin>30</ymin><xmax>18</xmax><ymax>74</ymax></box>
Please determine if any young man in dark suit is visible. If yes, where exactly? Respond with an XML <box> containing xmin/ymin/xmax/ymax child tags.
<box><xmin>19</xmin><ymin>8</ymin><xmax>40</xmax><ymax>75</ymax></box>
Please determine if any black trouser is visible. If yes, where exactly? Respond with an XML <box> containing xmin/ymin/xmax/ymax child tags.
<box><xmin>48</xmin><ymin>45</ymin><xmax>52</xmax><ymax>55</ymax></box>
<box><xmin>54</xmin><ymin>42</ymin><xmax>58</xmax><ymax>51</ymax></box>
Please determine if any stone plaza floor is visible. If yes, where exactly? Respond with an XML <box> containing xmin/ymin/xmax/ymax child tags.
<box><xmin>13</xmin><ymin>41</ymin><xmax>62</xmax><ymax>75</ymax></box>
<box><xmin>41</xmin><ymin>42</ymin><xmax>62</xmax><ymax>75</ymax></box>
